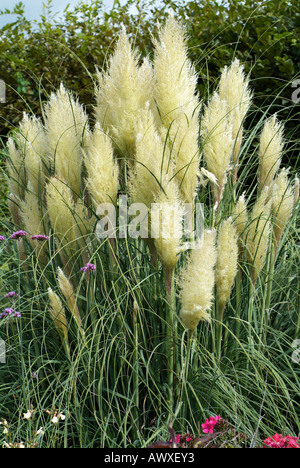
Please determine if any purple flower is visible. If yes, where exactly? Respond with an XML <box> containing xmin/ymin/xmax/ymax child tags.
<box><xmin>10</xmin><ymin>230</ymin><xmax>28</xmax><ymax>240</ymax></box>
<box><xmin>0</xmin><ymin>236</ymin><xmax>6</xmax><ymax>241</ymax></box>
<box><xmin>1</xmin><ymin>308</ymin><xmax>21</xmax><ymax>319</ymax></box>
<box><xmin>31</xmin><ymin>235</ymin><xmax>50</xmax><ymax>241</ymax></box>
<box><xmin>80</xmin><ymin>263</ymin><xmax>96</xmax><ymax>273</ymax></box>
<box><xmin>4</xmin><ymin>292</ymin><xmax>19</xmax><ymax>299</ymax></box>
<box><xmin>3</xmin><ymin>308</ymin><xmax>14</xmax><ymax>316</ymax></box>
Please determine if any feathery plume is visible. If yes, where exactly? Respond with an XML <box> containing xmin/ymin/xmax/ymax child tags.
<box><xmin>151</xmin><ymin>181</ymin><xmax>185</xmax><ymax>272</ymax></box>
<box><xmin>258</xmin><ymin>115</ymin><xmax>284</xmax><ymax>191</ymax></box>
<box><xmin>128</xmin><ymin>104</ymin><xmax>172</xmax><ymax>209</ymax></box>
<box><xmin>57</xmin><ymin>267</ymin><xmax>83</xmax><ymax>332</ymax></box>
<box><xmin>47</xmin><ymin>287</ymin><xmax>69</xmax><ymax>348</ymax></box>
<box><xmin>201</xmin><ymin>92</ymin><xmax>235</xmax><ymax>203</ymax></box>
<box><xmin>271</xmin><ymin>168</ymin><xmax>294</xmax><ymax>251</ymax></box>
<box><xmin>246</xmin><ymin>187</ymin><xmax>272</xmax><ymax>282</ymax></box>
<box><xmin>84</xmin><ymin>123</ymin><xmax>119</xmax><ymax>209</ymax></box>
<box><xmin>216</xmin><ymin>218</ymin><xmax>239</xmax><ymax>318</ymax></box>
<box><xmin>45</xmin><ymin>84</ymin><xmax>88</xmax><ymax>197</ymax></box>
<box><xmin>95</xmin><ymin>26</ymin><xmax>153</xmax><ymax>158</ymax></box>
<box><xmin>6</xmin><ymin>136</ymin><xmax>26</xmax><ymax>201</ymax></box>
<box><xmin>179</xmin><ymin>230</ymin><xmax>217</xmax><ymax>332</ymax></box>
<box><xmin>219</xmin><ymin>59</ymin><xmax>252</xmax><ymax>165</ymax></box>
<box><xmin>18</xmin><ymin>113</ymin><xmax>47</xmax><ymax>195</ymax></box>
<box><xmin>153</xmin><ymin>16</ymin><xmax>201</xmax><ymax>204</ymax></box>
<box><xmin>45</xmin><ymin>176</ymin><xmax>76</xmax><ymax>253</ymax></box>
<box><xmin>19</xmin><ymin>187</ymin><xmax>44</xmax><ymax>247</ymax></box>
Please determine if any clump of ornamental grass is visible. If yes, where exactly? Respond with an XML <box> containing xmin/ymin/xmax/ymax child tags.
<box><xmin>1</xmin><ymin>14</ymin><xmax>299</xmax><ymax>449</ymax></box>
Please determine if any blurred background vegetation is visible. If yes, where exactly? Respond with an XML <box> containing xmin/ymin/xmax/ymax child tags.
<box><xmin>0</xmin><ymin>0</ymin><xmax>299</xmax><ymax>209</ymax></box>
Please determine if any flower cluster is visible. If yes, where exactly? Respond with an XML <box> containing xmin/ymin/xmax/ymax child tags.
<box><xmin>30</xmin><ymin>235</ymin><xmax>50</xmax><ymax>241</ymax></box>
<box><xmin>80</xmin><ymin>263</ymin><xmax>96</xmax><ymax>273</ymax></box>
<box><xmin>1</xmin><ymin>232</ymin><xmax>49</xmax><ymax>241</ymax></box>
<box><xmin>263</xmin><ymin>434</ymin><xmax>300</xmax><ymax>449</ymax></box>
<box><xmin>4</xmin><ymin>292</ymin><xmax>19</xmax><ymax>299</ymax></box>
<box><xmin>10</xmin><ymin>230</ymin><xmax>28</xmax><ymax>240</ymax></box>
<box><xmin>0</xmin><ymin>308</ymin><xmax>21</xmax><ymax>319</ymax></box>
<box><xmin>202</xmin><ymin>415</ymin><xmax>222</xmax><ymax>434</ymax></box>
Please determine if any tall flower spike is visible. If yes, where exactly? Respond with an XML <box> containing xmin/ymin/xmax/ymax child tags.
<box><xmin>18</xmin><ymin>113</ymin><xmax>47</xmax><ymax>196</ymax></box>
<box><xmin>271</xmin><ymin>168</ymin><xmax>294</xmax><ymax>252</ymax></box>
<box><xmin>57</xmin><ymin>267</ymin><xmax>83</xmax><ymax>334</ymax></box>
<box><xmin>45</xmin><ymin>84</ymin><xmax>88</xmax><ymax>198</ymax></box>
<box><xmin>19</xmin><ymin>187</ymin><xmax>44</xmax><ymax>247</ymax></box>
<box><xmin>201</xmin><ymin>92</ymin><xmax>235</xmax><ymax>204</ymax></box>
<box><xmin>45</xmin><ymin>176</ymin><xmax>76</xmax><ymax>254</ymax></box>
<box><xmin>48</xmin><ymin>287</ymin><xmax>69</xmax><ymax>349</ymax></box>
<box><xmin>246</xmin><ymin>187</ymin><xmax>272</xmax><ymax>283</ymax></box>
<box><xmin>84</xmin><ymin>123</ymin><xmax>119</xmax><ymax>209</ymax></box>
<box><xmin>153</xmin><ymin>16</ymin><xmax>201</xmax><ymax>204</ymax></box>
<box><xmin>179</xmin><ymin>230</ymin><xmax>217</xmax><ymax>332</ymax></box>
<box><xmin>219</xmin><ymin>59</ymin><xmax>252</xmax><ymax>166</ymax></box>
<box><xmin>151</xmin><ymin>181</ymin><xmax>185</xmax><ymax>273</ymax></box>
<box><xmin>128</xmin><ymin>104</ymin><xmax>172</xmax><ymax>209</ymax></box>
<box><xmin>258</xmin><ymin>115</ymin><xmax>284</xmax><ymax>192</ymax></box>
<box><xmin>6</xmin><ymin>136</ymin><xmax>26</xmax><ymax>201</ymax></box>
<box><xmin>216</xmin><ymin>218</ymin><xmax>239</xmax><ymax>319</ymax></box>
<box><xmin>95</xmin><ymin>26</ymin><xmax>154</xmax><ymax>159</ymax></box>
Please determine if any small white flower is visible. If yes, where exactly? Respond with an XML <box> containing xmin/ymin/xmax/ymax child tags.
<box><xmin>36</xmin><ymin>427</ymin><xmax>44</xmax><ymax>436</ymax></box>
<box><xmin>51</xmin><ymin>416</ymin><xmax>59</xmax><ymax>425</ymax></box>
<box><xmin>23</xmin><ymin>411</ymin><xmax>33</xmax><ymax>420</ymax></box>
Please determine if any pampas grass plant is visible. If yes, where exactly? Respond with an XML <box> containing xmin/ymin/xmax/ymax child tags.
<box><xmin>0</xmin><ymin>15</ymin><xmax>299</xmax><ymax>449</ymax></box>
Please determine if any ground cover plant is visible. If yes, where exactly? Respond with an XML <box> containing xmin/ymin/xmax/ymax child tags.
<box><xmin>0</xmin><ymin>8</ymin><xmax>299</xmax><ymax>449</ymax></box>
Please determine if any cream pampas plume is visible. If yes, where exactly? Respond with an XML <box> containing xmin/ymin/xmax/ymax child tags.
<box><xmin>18</xmin><ymin>113</ymin><xmax>47</xmax><ymax>196</ymax></box>
<box><xmin>6</xmin><ymin>136</ymin><xmax>26</xmax><ymax>201</ymax></box>
<box><xmin>48</xmin><ymin>287</ymin><xmax>69</xmax><ymax>350</ymax></box>
<box><xmin>84</xmin><ymin>123</ymin><xmax>119</xmax><ymax>209</ymax></box>
<box><xmin>258</xmin><ymin>115</ymin><xmax>284</xmax><ymax>192</ymax></box>
<box><xmin>153</xmin><ymin>16</ymin><xmax>201</xmax><ymax>204</ymax></box>
<box><xmin>95</xmin><ymin>26</ymin><xmax>153</xmax><ymax>159</ymax></box>
<box><xmin>216</xmin><ymin>218</ymin><xmax>239</xmax><ymax>319</ymax></box>
<box><xmin>45</xmin><ymin>84</ymin><xmax>88</xmax><ymax>197</ymax></box>
<box><xmin>19</xmin><ymin>187</ymin><xmax>44</xmax><ymax>242</ymax></box>
<box><xmin>179</xmin><ymin>230</ymin><xmax>217</xmax><ymax>332</ymax></box>
<box><xmin>151</xmin><ymin>181</ymin><xmax>185</xmax><ymax>273</ymax></box>
<box><xmin>45</xmin><ymin>176</ymin><xmax>76</xmax><ymax>254</ymax></box>
<box><xmin>246</xmin><ymin>188</ymin><xmax>272</xmax><ymax>283</ymax></box>
<box><xmin>271</xmin><ymin>168</ymin><xmax>294</xmax><ymax>252</ymax></box>
<box><xmin>219</xmin><ymin>59</ymin><xmax>252</xmax><ymax>166</ymax></box>
<box><xmin>128</xmin><ymin>104</ymin><xmax>172</xmax><ymax>209</ymax></box>
<box><xmin>57</xmin><ymin>267</ymin><xmax>84</xmax><ymax>334</ymax></box>
<box><xmin>201</xmin><ymin>92</ymin><xmax>235</xmax><ymax>204</ymax></box>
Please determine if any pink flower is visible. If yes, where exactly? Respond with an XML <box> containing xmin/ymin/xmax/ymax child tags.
<box><xmin>31</xmin><ymin>235</ymin><xmax>50</xmax><ymax>241</ymax></box>
<box><xmin>0</xmin><ymin>236</ymin><xmax>6</xmax><ymax>241</ymax></box>
<box><xmin>264</xmin><ymin>434</ymin><xmax>300</xmax><ymax>449</ymax></box>
<box><xmin>4</xmin><ymin>292</ymin><xmax>19</xmax><ymax>299</ymax></box>
<box><xmin>202</xmin><ymin>415</ymin><xmax>221</xmax><ymax>434</ymax></box>
<box><xmin>80</xmin><ymin>263</ymin><xmax>96</xmax><ymax>273</ymax></box>
<box><xmin>10</xmin><ymin>230</ymin><xmax>28</xmax><ymax>240</ymax></box>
